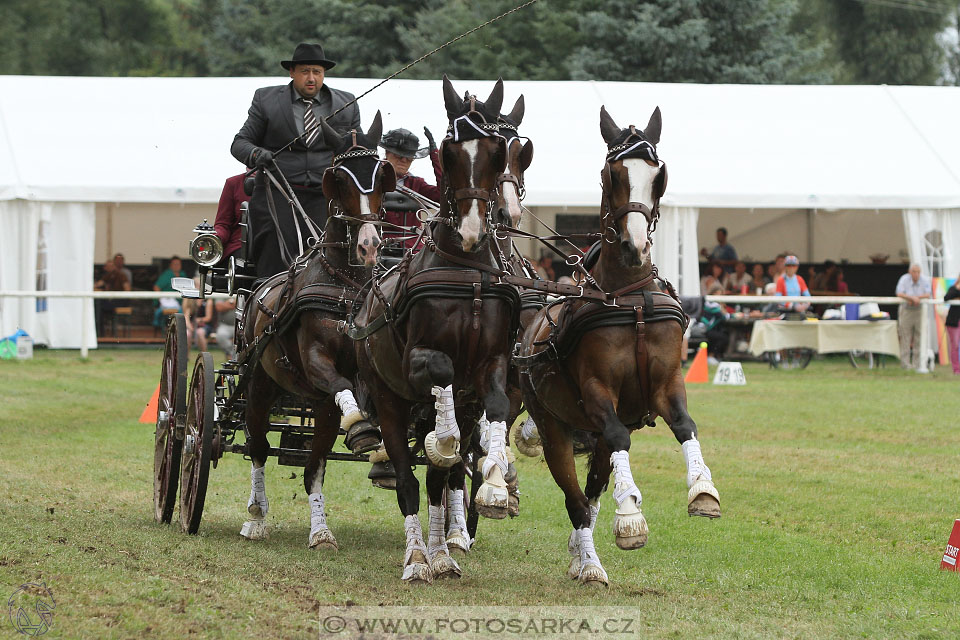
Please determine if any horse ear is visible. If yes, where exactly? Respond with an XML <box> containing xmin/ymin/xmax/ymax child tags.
<box><xmin>600</xmin><ymin>106</ymin><xmax>620</xmax><ymax>145</ymax></box>
<box><xmin>644</xmin><ymin>106</ymin><xmax>662</xmax><ymax>146</ymax></box>
<box><xmin>320</xmin><ymin>117</ymin><xmax>341</xmax><ymax>149</ymax></box>
<box><xmin>322</xmin><ymin>168</ymin><xmax>340</xmax><ymax>202</ymax></box>
<box><xmin>485</xmin><ymin>78</ymin><xmax>504</xmax><ymax>118</ymax></box>
<box><xmin>519</xmin><ymin>139</ymin><xmax>534</xmax><ymax>172</ymax></box>
<box><xmin>443</xmin><ymin>74</ymin><xmax>463</xmax><ymax>119</ymax></box>
<box><xmin>379</xmin><ymin>161</ymin><xmax>396</xmax><ymax>194</ymax></box>
<box><xmin>366</xmin><ymin>111</ymin><xmax>383</xmax><ymax>148</ymax></box>
<box><xmin>506</xmin><ymin>95</ymin><xmax>525</xmax><ymax>125</ymax></box>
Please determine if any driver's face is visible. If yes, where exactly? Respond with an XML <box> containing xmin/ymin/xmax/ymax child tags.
<box><xmin>385</xmin><ymin>151</ymin><xmax>413</xmax><ymax>177</ymax></box>
<box><xmin>290</xmin><ymin>65</ymin><xmax>325</xmax><ymax>98</ymax></box>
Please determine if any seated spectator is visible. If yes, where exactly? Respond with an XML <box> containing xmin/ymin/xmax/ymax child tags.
<box><xmin>767</xmin><ymin>253</ymin><xmax>786</xmax><ymax>282</ymax></box>
<box><xmin>536</xmin><ymin>253</ymin><xmax>556</xmax><ymax>281</ymax></box>
<box><xmin>215</xmin><ymin>297</ymin><xmax>238</xmax><ymax>360</ymax></box>
<box><xmin>774</xmin><ymin>255</ymin><xmax>810</xmax><ymax>312</ymax></box>
<box><xmin>94</xmin><ymin>260</ymin><xmax>131</xmax><ymax>335</ymax></box>
<box><xmin>751</xmin><ymin>263</ymin><xmax>770</xmax><ymax>293</ymax></box>
<box><xmin>723</xmin><ymin>260</ymin><xmax>752</xmax><ymax>294</ymax></box>
<box><xmin>700</xmin><ymin>261</ymin><xmax>724</xmax><ymax>296</ymax></box>
<box><xmin>153</xmin><ymin>256</ymin><xmax>185</xmax><ymax>327</ymax></box>
<box><xmin>113</xmin><ymin>253</ymin><xmax>133</xmax><ymax>286</ymax></box>
<box><xmin>700</xmin><ymin>227</ymin><xmax>737</xmax><ymax>271</ymax></box>
<box><xmin>183</xmin><ymin>277</ymin><xmax>215</xmax><ymax>352</ymax></box>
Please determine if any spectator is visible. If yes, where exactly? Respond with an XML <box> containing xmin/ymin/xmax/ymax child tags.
<box><xmin>113</xmin><ymin>253</ymin><xmax>133</xmax><ymax>286</ymax></box>
<box><xmin>94</xmin><ymin>260</ymin><xmax>131</xmax><ymax>335</ymax></box>
<box><xmin>895</xmin><ymin>263</ymin><xmax>932</xmax><ymax>370</ymax></box>
<box><xmin>823</xmin><ymin>265</ymin><xmax>849</xmax><ymax>294</ymax></box>
<box><xmin>700</xmin><ymin>227</ymin><xmax>737</xmax><ymax>271</ymax></box>
<box><xmin>944</xmin><ymin>275</ymin><xmax>960</xmax><ymax>375</ymax></box>
<box><xmin>767</xmin><ymin>254</ymin><xmax>786</xmax><ymax>282</ymax></box>
<box><xmin>215</xmin><ymin>297</ymin><xmax>238</xmax><ymax>360</ymax></box>
<box><xmin>536</xmin><ymin>253</ymin><xmax>556</xmax><ymax>281</ymax></box>
<box><xmin>213</xmin><ymin>173</ymin><xmax>252</xmax><ymax>264</ymax></box>
<box><xmin>700</xmin><ymin>261</ymin><xmax>724</xmax><ymax>296</ymax></box>
<box><xmin>153</xmin><ymin>256</ymin><xmax>185</xmax><ymax>328</ymax></box>
<box><xmin>183</xmin><ymin>277</ymin><xmax>215</xmax><ymax>352</ymax></box>
<box><xmin>751</xmin><ymin>263</ymin><xmax>770</xmax><ymax>293</ymax></box>
<box><xmin>774</xmin><ymin>255</ymin><xmax>810</xmax><ymax>312</ymax></box>
<box><xmin>723</xmin><ymin>260</ymin><xmax>752</xmax><ymax>294</ymax></box>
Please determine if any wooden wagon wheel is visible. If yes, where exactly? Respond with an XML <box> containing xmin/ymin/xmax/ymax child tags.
<box><xmin>153</xmin><ymin>313</ymin><xmax>188</xmax><ymax>524</ymax></box>
<box><xmin>179</xmin><ymin>352</ymin><xmax>215</xmax><ymax>534</ymax></box>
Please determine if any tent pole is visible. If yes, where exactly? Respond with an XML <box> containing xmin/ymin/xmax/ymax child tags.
<box><xmin>81</xmin><ymin>296</ymin><xmax>90</xmax><ymax>358</ymax></box>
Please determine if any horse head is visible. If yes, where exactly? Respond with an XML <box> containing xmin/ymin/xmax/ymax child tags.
<box><xmin>440</xmin><ymin>75</ymin><xmax>508</xmax><ymax>252</ymax></box>
<box><xmin>495</xmin><ymin>95</ymin><xmax>534</xmax><ymax>228</ymax></box>
<box><xmin>320</xmin><ymin>110</ymin><xmax>396</xmax><ymax>266</ymax></box>
<box><xmin>599</xmin><ymin>105</ymin><xmax>667</xmax><ymax>269</ymax></box>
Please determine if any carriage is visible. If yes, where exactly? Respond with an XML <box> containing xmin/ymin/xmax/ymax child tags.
<box><xmin>150</xmin><ymin>79</ymin><xmax>721</xmax><ymax>586</ymax></box>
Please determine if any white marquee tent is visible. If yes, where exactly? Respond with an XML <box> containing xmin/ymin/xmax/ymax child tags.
<box><xmin>2</xmin><ymin>75</ymin><xmax>959</xmax><ymax>347</ymax></box>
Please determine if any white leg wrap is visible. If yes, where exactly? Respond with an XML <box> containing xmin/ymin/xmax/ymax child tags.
<box><xmin>610</xmin><ymin>452</ymin><xmax>648</xmax><ymax>549</ymax></box>
<box><xmin>567</xmin><ymin>501</ymin><xmax>600</xmax><ymax>579</ymax></box>
<box><xmin>427</xmin><ymin>505</ymin><xmax>448</xmax><ymax>558</ymax></box>
<box><xmin>478</xmin><ymin>412</ymin><xmax>491</xmax><ymax>453</ymax></box>
<box><xmin>431</xmin><ymin>385</ymin><xmax>459</xmax><ymax>441</ymax></box>
<box><xmin>682</xmin><ymin>438</ymin><xmax>712</xmax><ymax>488</ymax></box>
<box><xmin>335</xmin><ymin>389</ymin><xmax>363</xmax><ymax>430</ymax></box>
<box><xmin>446</xmin><ymin>489</ymin><xmax>472</xmax><ymax>553</ymax></box>
<box><xmin>401</xmin><ymin>515</ymin><xmax>432</xmax><ymax>583</ymax></box>
<box><xmin>308</xmin><ymin>492</ymin><xmax>338</xmax><ymax>550</ymax></box>
<box><xmin>610</xmin><ymin>451</ymin><xmax>643</xmax><ymax>509</ymax></box>
<box><xmin>575</xmin><ymin>527</ymin><xmax>608</xmax><ymax>585</ymax></box>
<box><xmin>521</xmin><ymin>417</ymin><xmax>539</xmax><ymax>442</ymax></box>
<box><xmin>475</xmin><ymin>420</ymin><xmax>509</xmax><ymax>514</ymax></box>
<box><xmin>247</xmin><ymin>464</ymin><xmax>268</xmax><ymax>517</ymax></box>
<box><xmin>481</xmin><ymin>420</ymin><xmax>509</xmax><ymax>479</ymax></box>
<box><xmin>514</xmin><ymin>416</ymin><xmax>543</xmax><ymax>458</ymax></box>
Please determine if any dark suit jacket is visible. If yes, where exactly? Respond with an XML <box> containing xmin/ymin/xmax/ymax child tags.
<box><xmin>231</xmin><ymin>82</ymin><xmax>361</xmax><ymax>187</ymax></box>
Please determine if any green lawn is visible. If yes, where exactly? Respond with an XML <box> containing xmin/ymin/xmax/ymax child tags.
<box><xmin>1</xmin><ymin>349</ymin><xmax>959</xmax><ymax>638</ymax></box>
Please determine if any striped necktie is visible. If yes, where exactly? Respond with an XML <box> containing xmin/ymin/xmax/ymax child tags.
<box><xmin>302</xmin><ymin>98</ymin><xmax>319</xmax><ymax>146</ymax></box>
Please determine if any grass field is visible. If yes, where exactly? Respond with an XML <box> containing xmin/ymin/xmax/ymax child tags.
<box><xmin>1</xmin><ymin>348</ymin><xmax>959</xmax><ymax>639</ymax></box>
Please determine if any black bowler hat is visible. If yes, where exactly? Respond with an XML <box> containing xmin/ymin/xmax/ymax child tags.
<box><xmin>281</xmin><ymin>43</ymin><xmax>336</xmax><ymax>70</ymax></box>
<box><xmin>380</xmin><ymin>128</ymin><xmax>429</xmax><ymax>159</ymax></box>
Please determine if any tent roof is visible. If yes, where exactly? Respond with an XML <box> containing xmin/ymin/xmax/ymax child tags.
<box><xmin>1</xmin><ymin>75</ymin><xmax>959</xmax><ymax>209</ymax></box>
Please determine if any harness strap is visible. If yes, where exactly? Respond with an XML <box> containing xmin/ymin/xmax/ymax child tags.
<box><xmin>453</xmin><ymin>187</ymin><xmax>495</xmax><ymax>202</ymax></box>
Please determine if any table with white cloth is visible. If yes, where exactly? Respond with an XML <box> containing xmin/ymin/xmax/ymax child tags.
<box><xmin>747</xmin><ymin>319</ymin><xmax>900</xmax><ymax>358</ymax></box>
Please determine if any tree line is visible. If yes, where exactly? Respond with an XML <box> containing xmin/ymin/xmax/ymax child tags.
<box><xmin>1</xmin><ymin>0</ymin><xmax>958</xmax><ymax>85</ymax></box>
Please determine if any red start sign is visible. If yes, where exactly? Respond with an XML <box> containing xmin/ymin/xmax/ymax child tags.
<box><xmin>941</xmin><ymin>520</ymin><xmax>960</xmax><ymax>572</ymax></box>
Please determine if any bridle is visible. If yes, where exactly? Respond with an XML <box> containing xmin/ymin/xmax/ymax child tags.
<box><xmin>601</xmin><ymin>125</ymin><xmax>668</xmax><ymax>245</ymax></box>
<box><xmin>494</xmin><ymin>122</ymin><xmax>528</xmax><ymax>205</ymax></box>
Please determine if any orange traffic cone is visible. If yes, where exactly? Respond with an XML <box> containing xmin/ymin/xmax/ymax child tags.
<box><xmin>684</xmin><ymin>342</ymin><xmax>709</xmax><ymax>384</ymax></box>
<box><xmin>139</xmin><ymin>383</ymin><xmax>160</xmax><ymax>423</ymax></box>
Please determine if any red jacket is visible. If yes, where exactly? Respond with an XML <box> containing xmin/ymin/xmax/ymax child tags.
<box><xmin>214</xmin><ymin>174</ymin><xmax>251</xmax><ymax>260</ymax></box>
<box><xmin>383</xmin><ymin>150</ymin><xmax>443</xmax><ymax>250</ymax></box>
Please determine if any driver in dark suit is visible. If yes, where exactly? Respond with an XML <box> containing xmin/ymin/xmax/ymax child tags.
<box><xmin>231</xmin><ymin>42</ymin><xmax>361</xmax><ymax>278</ymax></box>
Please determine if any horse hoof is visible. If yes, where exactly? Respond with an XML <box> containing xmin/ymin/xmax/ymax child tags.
<box><xmin>369</xmin><ymin>461</ymin><xmax>397</xmax><ymax>490</ymax></box>
<box><xmin>688</xmin><ymin>477</ymin><xmax>721</xmax><ymax>518</ymax></box>
<box><xmin>613</xmin><ymin>512</ymin><xmax>648</xmax><ymax>550</ymax></box>
<box><xmin>308</xmin><ymin>528</ymin><xmax>339</xmax><ymax>550</ymax></box>
<box><xmin>567</xmin><ymin>557</ymin><xmax>581</xmax><ymax>580</ymax></box>
<box><xmin>430</xmin><ymin>553</ymin><xmax>462</xmax><ymax>580</ymax></box>
<box><xmin>401</xmin><ymin>562</ymin><xmax>433</xmax><ymax>585</ymax></box>
<box><xmin>446</xmin><ymin>531</ymin><xmax>471</xmax><ymax>556</ymax></box>
<box><xmin>508</xmin><ymin>492</ymin><xmax>520</xmax><ymax>518</ymax></box>
<box><xmin>344</xmin><ymin>419</ymin><xmax>380</xmax><ymax>454</ymax></box>
<box><xmin>240</xmin><ymin>519</ymin><xmax>268</xmax><ymax>540</ymax></box>
<box><xmin>688</xmin><ymin>494</ymin><xmax>721</xmax><ymax>518</ymax></box>
<box><xmin>578</xmin><ymin>564</ymin><xmax>609</xmax><ymax>588</ymax></box>
<box><xmin>513</xmin><ymin>435</ymin><xmax>542</xmax><ymax>458</ymax></box>
<box><xmin>424</xmin><ymin>431</ymin><xmax>460</xmax><ymax>468</ymax></box>
<box><xmin>475</xmin><ymin>481</ymin><xmax>509</xmax><ymax>519</ymax></box>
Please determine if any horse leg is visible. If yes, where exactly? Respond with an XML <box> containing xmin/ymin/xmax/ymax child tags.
<box><xmin>470</xmin><ymin>358</ymin><xmax>511</xmax><ymax>518</ymax></box>
<box><xmin>304</xmin><ymin>400</ymin><xmax>341</xmax><ymax>550</ymax></box>
<box><xmin>373</xmin><ymin>380</ymin><xmax>431</xmax><ymax>584</ymax></box>
<box><xmin>582</xmin><ymin>383</ymin><xmax>648</xmax><ymax>551</ymax></box>
<box><xmin>407</xmin><ymin>347</ymin><xmax>460</xmax><ymax>468</ymax></box>
<box><xmin>444</xmin><ymin>462</ymin><xmax>472</xmax><ymax>556</ymax></box>
<box><xmin>654</xmin><ymin>381</ymin><xmax>721</xmax><ymax>518</ymax></box>
<box><xmin>533</xmin><ymin>407</ymin><xmax>608</xmax><ymax>587</ymax></box>
<box><xmin>240</xmin><ymin>365</ymin><xmax>278</xmax><ymax>540</ymax></box>
<box><xmin>425</xmin><ymin>464</ymin><xmax>462</xmax><ymax>579</ymax></box>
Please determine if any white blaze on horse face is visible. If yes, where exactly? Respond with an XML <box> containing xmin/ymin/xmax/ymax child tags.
<box><xmin>622</xmin><ymin>158</ymin><xmax>659</xmax><ymax>257</ymax></box>
<box><xmin>458</xmin><ymin>139</ymin><xmax>482</xmax><ymax>251</ymax></box>
<box><xmin>356</xmin><ymin>220</ymin><xmax>380</xmax><ymax>266</ymax></box>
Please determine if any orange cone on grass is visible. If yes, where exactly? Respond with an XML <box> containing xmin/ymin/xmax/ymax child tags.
<box><xmin>685</xmin><ymin>342</ymin><xmax>709</xmax><ymax>384</ymax></box>
<box><xmin>139</xmin><ymin>383</ymin><xmax>160</xmax><ymax>423</ymax></box>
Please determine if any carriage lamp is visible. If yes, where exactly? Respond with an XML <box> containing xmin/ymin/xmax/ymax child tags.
<box><xmin>189</xmin><ymin>220</ymin><xmax>223</xmax><ymax>267</ymax></box>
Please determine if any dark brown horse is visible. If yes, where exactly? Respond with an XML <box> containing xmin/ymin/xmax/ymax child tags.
<box><xmin>517</xmin><ymin>106</ymin><xmax>720</xmax><ymax>587</ymax></box>
<box><xmin>353</xmin><ymin>77</ymin><xmax>519</xmax><ymax>583</ymax></box>
<box><xmin>238</xmin><ymin>113</ymin><xmax>395</xmax><ymax>548</ymax></box>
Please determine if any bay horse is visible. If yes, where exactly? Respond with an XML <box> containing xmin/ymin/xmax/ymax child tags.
<box><xmin>237</xmin><ymin>112</ymin><xmax>396</xmax><ymax>549</ymax></box>
<box><xmin>517</xmin><ymin>106</ymin><xmax>721</xmax><ymax>587</ymax></box>
<box><xmin>352</xmin><ymin>77</ymin><xmax>519</xmax><ymax>583</ymax></box>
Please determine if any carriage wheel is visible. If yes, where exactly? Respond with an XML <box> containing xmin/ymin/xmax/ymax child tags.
<box><xmin>154</xmin><ymin>313</ymin><xmax>188</xmax><ymax>524</ymax></box>
<box><xmin>179</xmin><ymin>352</ymin><xmax>215</xmax><ymax>534</ymax></box>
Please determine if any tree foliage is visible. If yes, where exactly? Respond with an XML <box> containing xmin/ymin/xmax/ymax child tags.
<box><xmin>0</xmin><ymin>0</ymin><xmax>956</xmax><ymax>85</ymax></box>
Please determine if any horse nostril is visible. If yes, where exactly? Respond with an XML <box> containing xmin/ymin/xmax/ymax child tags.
<box><xmin>372</xmin><ymin>237</ymin><xmax>381</xmax><ymax>248</ymax></box>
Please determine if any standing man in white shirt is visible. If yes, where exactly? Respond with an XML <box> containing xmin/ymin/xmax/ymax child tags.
<box><xmin>895</xmin><ymin>263</ymin><xmax>932</xmax><ymax>370</ymax></box>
